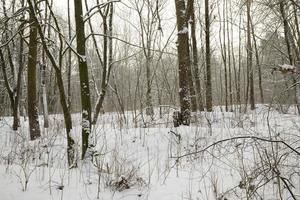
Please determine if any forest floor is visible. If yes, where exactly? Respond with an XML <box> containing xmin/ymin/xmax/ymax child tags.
<box><xmin>0</xmin><ymin>105</ymin><xmax>299</xmax><ymax>200</ymax></box>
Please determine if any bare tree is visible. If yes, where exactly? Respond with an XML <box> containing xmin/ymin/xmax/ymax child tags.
<box><xmin>246</xmin><ymin>0</ymin><xmax>255</xmax><ymax>111</ymax></box>
<box><xmin>205</xmin><ymin>0</ymin><xmax>213</xmax><ymax>111</ymax></box>
<box><xmin>73</xmin><ymin>0</ymin><xmax>92</xmax><ymax>159</ymax></box>
<box><xmin>190</xmin><ymin>0</ymin><xmax>204</xmax><ymax>111</ymax></box>
<box><xmin>174</xmin><ymin>0</ymin><xmax>191</xmax><ymax>126</ymax></box>
<box><xmin>0</xmin><ymin>0</ymin><xmax>26</xmax><ymax>131</ymax></box>
<box><xmin>67</xmin><ymin>0</ymin><xmax>72</xmax><ymax>110</ymax></box>
<box><xmin>27</xmin><ymin>0</ymin><xmax>41</xmax><ymax>140</ymax></box>
<box><xmin>279</xmin><ymin>0</ymin><xmax>300</xmax><ymax>114</ymax></box>
<box><xmin>27</xmin><ymin>0</ymin><xmax>77</xmax><ymax>166</ymax></box>
<box><xmin>92</xmin><ymin>1</ymin><xmax>115</xmax><ymax>124</ymax></box>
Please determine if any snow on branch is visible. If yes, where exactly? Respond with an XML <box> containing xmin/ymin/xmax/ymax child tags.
<box><xmin>271</xmin><ymin>64</ymin><xmax>299</xmax><ymax>75</ymax></box>
<box><xmin>178</xmin><ymin>27</ymin><xmax>188</xmax><ymax>34</ymax></box>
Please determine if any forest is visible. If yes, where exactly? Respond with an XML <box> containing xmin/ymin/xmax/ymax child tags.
<box><xmin>0</xmin><ymin>0</ymin><xmax>300</xmax><ymax>199</ymax></box>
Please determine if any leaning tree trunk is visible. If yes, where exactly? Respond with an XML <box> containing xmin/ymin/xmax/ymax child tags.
<box><xmin>74</xmin><ymin>0</ymin><xmax>92</xmax><ymax>159</ymax></box>
<box><xmin>174</xmin><ymin>0</ymin><xmax>191</xmax><ymax>126</ymax></box>
<box><xmin>93</xmin><ymin>6</ymin><xmax>108</xmax><ymax>124</ymax></box>
<box><xmin>67</xmin><ymin>0</ymin><xmax>72</xmax><ymax>110</ymax></box>
<box><xmin>92</xmin><ymin>3</ymin><xmax>114</xmax><ymax>124</ymax></box>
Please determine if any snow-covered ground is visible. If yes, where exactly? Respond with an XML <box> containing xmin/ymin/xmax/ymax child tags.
<box><xmin>0</xmin><ymin>105</ymin><xmax>299</xmax><ymax>200</ymax></box>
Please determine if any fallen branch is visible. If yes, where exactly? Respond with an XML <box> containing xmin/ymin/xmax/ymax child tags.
<box><xmin>174</xmin><ymin>135</ymin><xmax>300</xmax><ymax>159</ymax></box>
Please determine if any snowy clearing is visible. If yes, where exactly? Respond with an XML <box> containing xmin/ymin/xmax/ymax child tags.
<box><xmin>0</xmin><ymin>105</ymin><xmax>299</xmax><ymax>200</ymax></box>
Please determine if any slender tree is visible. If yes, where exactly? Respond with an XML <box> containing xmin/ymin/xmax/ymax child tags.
<box><xmin>92</xmin><ymin>2</ymin><xmax>115</xmax><ymax>124</ymax></box>
<box><xmin>250</xmin><ymin>18</ymin><xmax>264</xmax><ymax>104</ymax></box>
<box><xmin>67</xmin><ymin>0</ymin><xmax>72</xmax><ymax>110</ymax></box>
<box><xmin>205</xmin><ymin>0</ymin><xmax>213</xmax><ymax>111</ymax></box>
<box><xmin>247</xmin><ymin>0</ymin><xmax>255</xmax><ymax>110</ymax></box>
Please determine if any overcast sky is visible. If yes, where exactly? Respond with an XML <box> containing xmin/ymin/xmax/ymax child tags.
<box><xmin>46</xmin><ymin>0</ymin><xmax>274</xmax><ymax>58</ymax></box>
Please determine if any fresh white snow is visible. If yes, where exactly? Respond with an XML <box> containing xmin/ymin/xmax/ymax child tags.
<box><xmin>0</xmin><ymin>105</ymin><xmax>299</xmax><ymax>199</ymax></box>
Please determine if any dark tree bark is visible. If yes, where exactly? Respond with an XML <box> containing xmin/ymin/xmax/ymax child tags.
<box><xmin>27</xmin><ymin>0</ymin><xmax>41</xmax><ymax>140</ymax></box>
<box><xmin>67</xmin><ymin>0</ymin><xmax>72</xmax><ymax>110</ymax></box>
<box><xmin>236</xmin><ymin>13</ymin><xmax>242</xmax><ymax>107</ymax></box>
<box><xmin>174</xmin><ymin>0</ymin><xmax>191</xmax><ymax>125</ymax></box>
<box><xmin>205</xmin><ymin>0</ymin><xmax>213</xmax><ymax>112</ymax></box>
<box><xmin>28</xmin><ymin>0</ymin><xmax>76</xmax><ymax>166</ymax></box>
<box><xmin>0</xmin><ymin>49</ymin><xmax>15</xmax><ymax>122</ymax></box>
<box><xmin>73</xmin><ymin>0</ymin><xmax>92</xmax><ymax>159</ymax></box>
<box><xmin>247</xmin><ymin>0</ymin><xmax>255</xmax><ymax>110</ymax></box>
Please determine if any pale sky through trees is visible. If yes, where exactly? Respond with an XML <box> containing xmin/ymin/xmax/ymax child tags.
<box><xmin>51</xmin><ymin>0</ymin><xmax>273</xmax><ymax>59</ymax></box>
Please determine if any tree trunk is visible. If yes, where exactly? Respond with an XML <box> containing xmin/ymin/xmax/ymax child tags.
<box><xmin>28</xmin><ymin>0</ymin><xmax>76</xmax><ymax>166</ymax></box>
<box><xmin>226</xmin><ymin>0</ymin><xmax>233</xmax><ymax>112</ymax></box>
<box><xmin>219</xmin><ymin>0</ymin><xmax>228</xmax><ymax>111</ymax></box>
<box><xmin>73</xmin><ymin>0</ymin><xmax>92</xmax><ymax>159</ymax></box>
<box><xmin>27</xmin><ymin>0</ymin><xmax>41</xmax><ymax>140</ymax></box>
<box><xmin>236</xmin><ymin>13</ymin><xmax>242</xmax><ymax>107</ymax></box>
<box><xmin>41</xmin><ymin>63</ymin><xmax>49</xmax><ymax>128</ymax></box>
<box><xmin>93</xmin><ymin>9</ymin><xmax>108</xmax><ymax>124</ymax></box>
<box><xmin>190</xmin><ymin>1</ymin><xmax>204</xmax><ymax>111</ymax></box>
<box><xmin>205</xmin><ymin>0</ymin><xmax>213</xmax><ymax>111</ymax></box>
<box><xmin>92</xmin><ymin>3</ymin><xmax>114</xmax><ymax>124</ymax></box>
<box><xmin>247</xmin><ymin>0</ymin><xmax>255</xmax><ymax>110</ymax></box>
<box><xmin>186</xmin><ymin>0</ymin><xmax>197</xmax><ymax>112</ymax></box>
<box><xmin>145</xmin><ymin>56</ymin><xmax>154</xmax><ymax>116</ymax></box>
<box><xmin>280</xmin><ymin>1</ymin><xmax>300</xmax><ymax>114</ymax></box>
<box><xmin>174</xmin><ymin>0</ymin><xmax>191</xmax><ymax>125</ymax></box>
<box><xmin>250</xmin><ymin>18</ymin><xmax>264</xmax><ymax>104</ymax></box>
<box><xmin>67</xmin><ymin>0</ymin><xmax>72</xmax><ymax>110</ymax></box>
